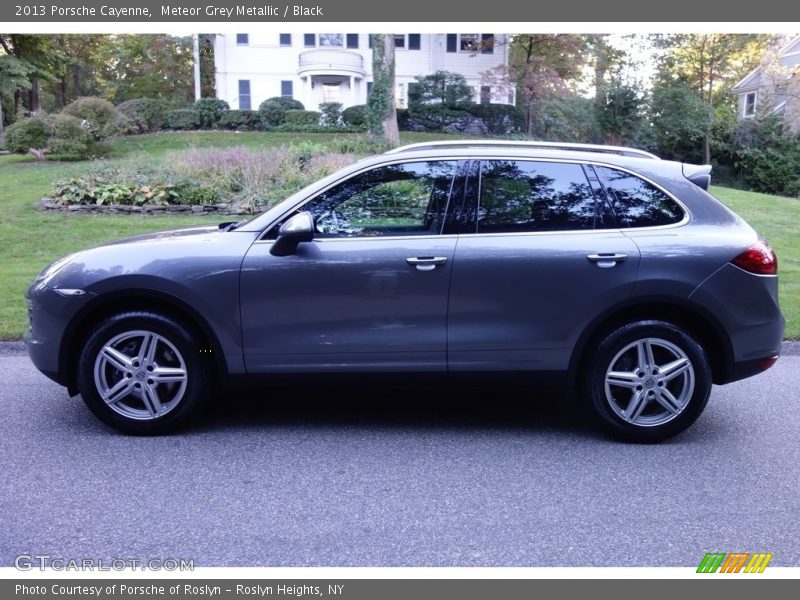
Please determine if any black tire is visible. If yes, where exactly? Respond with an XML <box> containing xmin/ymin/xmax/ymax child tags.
<box><xmin>77</xmin><ymin>311</ymin><xmax>211</xmax><ymax>435</ymax></box>
<box><xmin>584</xmin><ymin>320</ymin><xmax>712</xmax><ymax>443</ymax></box>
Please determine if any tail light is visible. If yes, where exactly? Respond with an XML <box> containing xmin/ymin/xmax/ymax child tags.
<box><xmin>731</xmin><ymin>241</ymin><xmax>778</xmax><ymax>275</ymax></box>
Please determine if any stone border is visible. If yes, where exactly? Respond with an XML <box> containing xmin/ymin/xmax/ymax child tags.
<box><xmin>38</xmin><ymin>198</ymin><xmax>251</xmax><ymax>216</ymax></box>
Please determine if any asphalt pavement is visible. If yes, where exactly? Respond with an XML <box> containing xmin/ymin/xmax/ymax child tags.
<box><xmin>1</xmin><ymin>344</ymin><xmax>798</xmax><ymax>567</ymax></box>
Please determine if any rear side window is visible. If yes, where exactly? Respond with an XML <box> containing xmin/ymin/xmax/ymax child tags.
<box><xmin>595</xmin><ymin>166</ymin><xmax>684</xmax><ymax>228</ymax></box>
<box><xmin>475</xmin><ymin>160</ymin><xmax>612</xmax><ymax>233</ymax></box>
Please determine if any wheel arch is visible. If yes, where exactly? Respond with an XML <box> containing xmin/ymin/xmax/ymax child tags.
<box><xmin>60</xmin><ymin>289</ymin><xmax>229</xmax><ymax>396</ymax></box>
<box><xmin>568</xmin><ymin>297</ymin><xmax>735</xmax><ymax>387</ymax></box>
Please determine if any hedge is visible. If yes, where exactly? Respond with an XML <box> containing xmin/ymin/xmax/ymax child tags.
<box><xmin>218</xmin><ymin>109</ymin><xmax>262</xmax><ymax>130</ymax></box>
<box><xmin>166</xmin><ymin>109</ymin><xmax>202</xmax><ymax>130</ymax></box>
<box><xmin>284</xmin><ymin>110</ymin><xmax>321</xmax><ymax>126</ymax></box>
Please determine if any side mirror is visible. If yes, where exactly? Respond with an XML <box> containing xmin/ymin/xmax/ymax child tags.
<box><xmin>270</xmin><ymin>211</ymin><xmax>315</xmax><ymax>256</ymax></box>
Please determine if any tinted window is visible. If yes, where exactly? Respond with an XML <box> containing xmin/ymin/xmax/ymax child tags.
<box><xmin>476</xmin><ymin>160</ymin><xmax>610</xmax><ymax>233</ymax></box>
<box><xmin>287</xmin><ymin>161</ymin><xmax>457</xmax><ymax>238</ymax></box>
<box><xmin>595</xmin><ymin>166</ymin><xmax>684</xmax><ymax>228</ymax></box>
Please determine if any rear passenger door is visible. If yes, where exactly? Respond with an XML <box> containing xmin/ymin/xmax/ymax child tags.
<box><xmin>447</xmin><ymin>159</ymin><xmax>641</xmax><ymax>372</ymax></box>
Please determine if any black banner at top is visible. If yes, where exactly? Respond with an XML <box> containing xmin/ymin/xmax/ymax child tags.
<box><xmin>2</xmin><ymin>0</ymin><xmax>800</xmax><ymax>22</ymax></box>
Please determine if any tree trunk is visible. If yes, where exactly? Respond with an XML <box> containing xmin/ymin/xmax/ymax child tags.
<box><xmin>28</xmin><ymin>78</ymin><xmax>40</xmax><ymax>113</ymax></box>
<box><xmin>0</xmin><ymin>94</ymin><xmax>4</xmax><ymax>148</ymax></box>
<box><xmin>367</xmin><ymin>34</ymin><xmax>399</xmax><ymax>146</ymax></box>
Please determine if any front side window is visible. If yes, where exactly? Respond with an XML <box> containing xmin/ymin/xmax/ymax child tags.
<box><xmin>475</xmin><ymin>160</ymin><xmax>611</xmax><ymax>233</ymax></box>
<box><xmin>595</xmin><ymin>166</ymin><xmax>684</xmax><ymax>228</ymax></box>
<box><xmin>279</xmin><ymin>161</ymin><xmax>457</xmax><ymax>239</ymax></box>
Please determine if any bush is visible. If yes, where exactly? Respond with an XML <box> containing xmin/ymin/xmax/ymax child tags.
<box><xmin>45</xmin><ymin>113</ymin><xmax>97</xmax><ymax>159</ymax></box>
<box><xmin>729</xmin><ymin>117</ymin><xmax>800</xmax><ymax>197</ymax></box>
<box><xmin>342</xmin><ymin>104</ymin><xmax>367</xmax><ymax>127</ymax></box>
<box><xmin>408</xmin><ymin>105</ymin><xmax>474</xmax><ymax>132</ymax></box>
<box><xmin>272</xmin><ymin>123</ymin><xmax>365</xmax><ymax>133</ymax></box>
<box><xmin>319</xmin><ymin>102</ymin><xmax>343</xmax><ymax>127</ymax></box>
<box><xmin>258</xmin><ymin>96</ymin><xmax>305</xmax><ymax>128</ymax></box>
<box><xmin>102</xmin><ymin>112</ymin><xmax>138</xmax><ymax>137</ymax></box>
<box><xmin>166</xmin><ymin>109</ymin><xmax>201</xmax><ymax>130</ymax></box>
<box><xmin>193</xmin><ymin>97</ymin><xmax>230</xmax><ymax>128</ymax></box>
<box><xmin>466</xmin><ymin>104</ymin><xmax>525</xmax><ymax>135</ymax></box>
<box><xmin>218</xmin><ymin>109</ymin><xmax>261</xmax><ymax>130</ymax></box>
<box><xmin>62</xmin><ymin>97</ymin><xmax>120</xmax><ymax>139</ymax></box>
<box><xmin>116</xmin><ymin>98</ymin><xmax>168</xmax><ymax>133</ymax></box>
<box><xmin>4</xmin><ymin>116</ymin><xmax>48</xmax><ymax>154</ymax></box>
<box><xmin>284</xmin><ymin>110</ymin><xmax>320</xmax><ymax>126</ymax></box>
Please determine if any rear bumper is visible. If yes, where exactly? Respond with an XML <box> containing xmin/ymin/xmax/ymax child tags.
<box><xmin>720</xmin><ymin>354</ymin><xmax>780</xmax><ymax>385</ymax></box>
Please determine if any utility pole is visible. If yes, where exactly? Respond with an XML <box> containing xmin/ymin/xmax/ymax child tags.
<box><xmin>193</xmin><ymin>34</ymin><xmax>201</xmax><ymax>100</ymax></box>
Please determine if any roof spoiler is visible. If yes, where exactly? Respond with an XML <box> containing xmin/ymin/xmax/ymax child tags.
<box><xmin>683</xmin><ymin>164</ymin><xmax>712</xmax><ymax>190</ymax></box>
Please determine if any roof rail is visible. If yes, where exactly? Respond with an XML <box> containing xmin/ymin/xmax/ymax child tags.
<box><xmin>385</xmin><ymin>140</ymin><xmax>660</xmax><ymax>160</ymax></box>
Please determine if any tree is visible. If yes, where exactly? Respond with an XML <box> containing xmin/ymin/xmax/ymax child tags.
<box><xmin>0</xmin><ymin>34</ymin><xmax>65</xmax><ymax>114</ymax></box>
<box><xmin>648</xmin><ymin>80</ymin><xmax>710</xmax><ymax>161</ymax></box>
<box><xmin>655</xmin><ymin>34</ymin><xmax>771</xmax><ymax>163</ymax></box>
<box><xmin>595</xmin><ymin>73</ymin><xmax>645</xmax><ymax>145</ymax></box>
<box><xmin>481</xmin><ymin>34</ymin><xmax>585</xmax><ymax>136</ymax></box>
<box><xmin>367</xmin><ymin>34</ymin><xmax>399</xmax><ymax>146</ymax></box>
<box><xmin>408</xmin><ymin>71</ymin><xmax>473</xmax><ymax>109</ymax></box>
<box><xmin>0</xmin><ymin>54</ymin><xmax>34</xmax><ymax>147</ymax></box>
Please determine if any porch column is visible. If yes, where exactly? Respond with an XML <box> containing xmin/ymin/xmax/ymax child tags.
<box><xmin>350</xmin><ymin>76</ymin><xmax>356</xmax><ymax>107</ymax></box>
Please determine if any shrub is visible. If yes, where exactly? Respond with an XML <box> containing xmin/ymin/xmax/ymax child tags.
<box><xmin>319</xmin><ymin>102</ymin><xmax>343</xmax><ymax>127</ymax></box>
<box><xmin>466</xmin><ymin>104</ymin><xmax>525</xmax><ymax>135</ymax></box>
<box><xmin>4</xmin><ymin>116</ymin><xmax>48</xmax><ymax>154</ymax></box>
<box><xmin>116</xmin><ymin>98</ymin><xmax>168</xmax><ymax>133</ymax></box>
<box><xmin>102</xmin><ymin>112</ymin><xmax>138</xmax><ymax>137</ymax></box>
<box><xmin>395</xmin><ymin>108</ymin><xmax>410</xmax><ymax>130</ymax></box>
<box><xmin>62</xmin><ymin>97</ymin><xmax>120</xmax><ymax>139</ymax></box>
<box><xmin>284</xmin><ymin>110</ymin><xmax>320</xmax><ymax>126</ymax></box>
<box><xmin>408</xmin><ymin>105</ymin><xmax>474</xmax><ymax>132</ymax></box>
<box><xmin>342</xmin><ymin>104</ymin><xmax>367</xmax><ymax>127</ymax></box>
<box><xmin>258</xmin><ymin>96</ymin><xmax>305</xmax><ymax>128</ymax></box>
<box><xmin>729</xmin><ymin>117</ymin><xmax>800</xmax><ymax>197</ymax></box>
<box><xmin>193</xmin><ymin>97</ymin><xmax>230</xmax><ymax>128</ymax></box>
<box><xmin>219</xmin><ymin>109</ymin><xmax>261</xmax><ymax>130</ymax></box>
<box><xmin>166</xmin><ymin>109</ymin><xmax>201</xmax><ymax>130</ymax></box>
<box><xmin>45</xmin><ymin>113</ymin><xmax>97</xmax><ymax>159</ymax></box>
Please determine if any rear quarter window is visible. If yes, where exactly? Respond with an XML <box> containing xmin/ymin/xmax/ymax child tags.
<box><xmin>595</xmin><ymin>166</ymin><xmax>685</xmax><ymax>228</ymax></box>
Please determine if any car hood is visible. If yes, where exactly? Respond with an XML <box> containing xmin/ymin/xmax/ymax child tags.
<box><xmin>97</xmin><ymin>225</ymin><xmax>227</xmax><ymax>247</ymax></box>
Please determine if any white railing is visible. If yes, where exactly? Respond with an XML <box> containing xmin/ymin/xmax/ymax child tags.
<box><xmin>298</xmin><ymin>49</ymin><xmax>364</xmax><ymax>71</ymax></box>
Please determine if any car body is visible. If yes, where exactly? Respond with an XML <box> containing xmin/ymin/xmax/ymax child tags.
<box><xmin>25</xmin><ymin>141</ymin><xmax>784</xmax><ymax>440</ymax></box>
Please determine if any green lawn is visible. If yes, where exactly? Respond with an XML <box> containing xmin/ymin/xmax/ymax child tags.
<box><xmin>0</xmin><ymin>133</ymin><xmax>798</xmax><ymax>340</ymax></box>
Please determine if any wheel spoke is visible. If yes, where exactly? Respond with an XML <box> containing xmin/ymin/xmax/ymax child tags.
<box><xmin>140</xmin><ymin>384</ymin><xmax>163</xmax><ymax>417</ymax></box>
<box><xmin>660</xmin><ymin>357</ymin><xmax>690</xmax><ymax>382</ymax></box>
<box><xmin>625</xmin><ymin>390</ymin><xmax>649</xmax><ymax>423</ymax></box>
<box><xmin>101</xmin><ymin>346</ymin><xmax>133</xmax><ymax>373</ymax></box>
<box><xmin>607</xmin><ymin>370</ymin><xmax>639</xmax><ymax>389</ymax></box>
<box><xmin>102</xmin><ymin>378</ymin><xmax>133</xmax><ymax>404</ymax></box>
<box><xmin>653</xmin><ymin>387</ymin><xmax>682</xmax><ymax>414</ymax></box>
<box><xmin>151</xmin><ymin>366</ymin><xmax>187</xmax><ymax>384</ymax></box>
<box><xmin>636</xmin><ymin>340</ymin><xmax>656</xmax><ymax>373</ymax></box>
<box><xmin>138</xmin><ymin>333</ymin><xmax>157</xmax><ymax>364</ymax></box>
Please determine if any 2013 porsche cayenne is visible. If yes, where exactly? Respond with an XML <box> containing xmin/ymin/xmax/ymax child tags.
<box><xmin>25</xmin><ymin>141</ymin><xmax>784</xmax><ymax>441</ymax></box>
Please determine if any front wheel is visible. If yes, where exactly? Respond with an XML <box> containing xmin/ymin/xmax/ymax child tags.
<box><xmin>584</xmin><ymin>321</ymin><xmax>712</xmax><ymax>442</ymax></box>
<box><xmin>77</xmin><ymin>311</ymin><xmax>211</xmax><ymax>434</ymax></box>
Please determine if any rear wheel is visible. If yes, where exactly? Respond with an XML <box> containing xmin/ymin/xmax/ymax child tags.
<box><xmin>584</xmin><ymin>320</ymin><xmax>712</xmax><ymax>442</ymax></box>
<box><xmin>77</xmin><ymin>311</ymin><xmax>211</xmax><ymax>434</ymax></box>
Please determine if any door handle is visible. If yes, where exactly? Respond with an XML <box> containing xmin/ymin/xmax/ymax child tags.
<box><xmin>406</xmin><ymin>256</ymin><xmax>448</xmax><ymax>271</ymax></box>
<box><xmin>587</xmin><ymin>253</ymin><xmax>628</xmax><ymax>268</ymax></box>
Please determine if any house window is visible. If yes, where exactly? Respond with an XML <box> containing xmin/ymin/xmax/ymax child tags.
<box><xmin>744</xmin><ymin>92</ymin><xmax>757</xmax><ymax>117</ymax></box>
<box><xmin>481</xmin><ymin>34</ymin><xmax>494</xmax><ymax>54</ymax></box>
<box><xmin>480</xmin><ymin>86</ymin><xmax>492</xmax><ymax>105</ymax></box>
<box><xmin>408</xmin><ymin>34</ymin><xmax>421</xmax><ymax>50</ymax></box>
<box><xmin>460</xmin><ymin>34</ymin><xmax>479</xmax><ymax>52</ymax></box>
<box><xmin>238</xmin><ymin>80</ymin><xmax>251</xmax><ymax>110</ymax></box>
<box><xmin>236</xmin><ymin>34</ymin><xmax>249</xmax><ymax>46</ymax></box>
<box><xmin>279</xmin><ymin>33</ymin><xmax>291</xmax><ymax>46</ymax></box>
<box><xmin>304</xmin><ymin>34</ymin><xmax>316</xmax><ymax>47</ymax></box>
<box><xmin>281</xmin><ymin>80</ymin><xmax>293</xmax><ymax>98</ymax></box>
<box><xmin>394</xmin><ymin>34</ymin><xmax>405</xmax><ymax>49</ymax></box>
<box><xmin>319</xmin><ymin>34</ymin><xmax>343</xmax><ymax>47</ymax></box>
<box><xmin>346</xmin><ymin>34</ymin><xmax>359</xmax><ymax>49</ymax></box>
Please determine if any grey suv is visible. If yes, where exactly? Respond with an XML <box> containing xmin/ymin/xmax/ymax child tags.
<box><xmin>25</xmin><ymin>141</ymin><xmax>784</xmax><ymax>441</ymax></box>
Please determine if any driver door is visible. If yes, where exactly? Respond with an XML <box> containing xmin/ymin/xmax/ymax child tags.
<box><xmin>240</xmin><ymin>159</ymin><xmax>462</xmax><ymax>372</ymax></box>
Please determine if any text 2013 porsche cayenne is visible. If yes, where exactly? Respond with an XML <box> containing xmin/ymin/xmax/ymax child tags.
<box><xmin>26</xmin><ymin>141</ymin><xmax>784</xmax><ymax>441</ymax></box>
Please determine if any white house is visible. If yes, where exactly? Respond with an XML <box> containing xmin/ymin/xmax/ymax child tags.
<box><xmin>214</xmin><ymin>33</ymin><xmax>514</xmax><ymax>112</ymax></box>
<box><xmin>732</xmin><ymin>35</ymin><xmax>800</xmax><ymax>131</ymax></box>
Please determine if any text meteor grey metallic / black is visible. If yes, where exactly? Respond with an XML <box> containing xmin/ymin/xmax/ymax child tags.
<box><xmin>25</xmin><ymin>141</ymin><xmax>784</xmax><ymax>440</ymax></box>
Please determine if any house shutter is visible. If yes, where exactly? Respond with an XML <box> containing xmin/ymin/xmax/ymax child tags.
<box><xmin>408</xmin><ymin>34</ymin><xmax>421</xmax><ymax>50</ymax></box>
<box><xmin>304</xmin><ymin>34</ymin><xmax>315</xmax><ymax>47</ymax></box>
<box><xmin>281</xmin><ymin>81</ymin><xmax>293</xmax><ymax>97</ymax></box>
<box><xmin>446</xmin><ymin>34</ymin><xmax>457</xmax><ymax>53</ymax></box>
<box><xmin>481</xmin><ymin>34</ymin><xmax>494</xmax><ymax>54</ymax></box>
<box><xmin>346</xmin><ymin>34</ymin><xmax>359</xmax><ymax>49</ymax></box>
